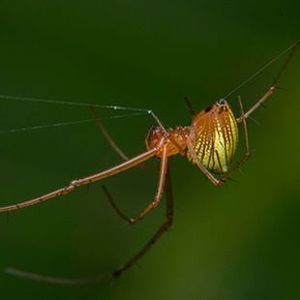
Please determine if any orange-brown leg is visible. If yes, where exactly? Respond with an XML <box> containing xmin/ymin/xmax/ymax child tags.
<box><xmin>111</xmin><ymin>162</ymin><xmax>174</xmax><ymax>278</ymax></box>
<box><xmin>237</xmin><ymin>40</ymin><xmax>299</xmax><ymax>122</ymax></box>
<box><xmin>236</xmin><ymin>85</ymin><xmax>276</xmax><ymax>122</ymax></box>
<box><xmin>0</xmin><ymin>149</ymin><xmax>157</xmax><ymax>213</ymax></box>
<box><xmin>5</xmin><ymin>157</ymin><xmax>174</xmax><ymax>284</ymax></box>
<box><xmin>103</xmin><ymin>145</ymin><xmax>169</xmax><ymax>224</ymax></box>
<box><xmin>224</xmin><ymin>42</ymin><xmax>299</xmax><ymax>180</ymax></box>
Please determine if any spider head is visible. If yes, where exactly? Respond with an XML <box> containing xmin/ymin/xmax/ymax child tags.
<box><xmin>216</xmin><ymin>98</ymin><xmax>227</xmax><ymax>106</ymax></box>
<box><xmin>145</xmin><ymin>126</ymin><xmax>165</xmax><ymax>152</ymax></box>
<box><xmin>216</xmin><ymin>99</ymin><xmax>229</xmax><ymax>113</ymax></box>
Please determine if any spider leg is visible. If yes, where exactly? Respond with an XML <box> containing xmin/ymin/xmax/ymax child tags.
<box><xmin>237</xmin><ymin>41</ymin><xmax>299</xmax><ymax>122</ymax></box>
<box><xmin>101</xmin><ymin>185</ymin><xmax>132</xmax><ymax>223</ymax></box>
<box><xmin>5</xmin><ymin>151</ymin><xmax>173</xmax><ymax>284</ymax></box>
<box><xmin>112</xmin><ymin>161</ymin><xmax>174</xmax><ymax>278</ymax></box>
<box><xmin>218</xmin><ymin>96</ymin><xmax>250</xmax><ymax>181</ymax></box>
<box><xmin>5</xmin><ymin>267</ymin><xmax>109</xmax><ymax>285</ymax></box>
<box><xmin>274</xmin><ymin>40</ymin><xmax>299</xmax><ymax>83</ymax></box>
<box><xmin>89</xmin><ymin>107</ymin><xmax>129</xmax><ymax>161</ymax></box>
<box><xmin>103</xmin><ymin>145</ymin><xmax>169</xmax><ymax>224</ymax></box>
<box><xmin>0</xmin><ymin>149</ymin><xmax>157</xmax><ymax>213</ymax></box>
<box><xmin>236</xmin><ymin>85</ymin><xmax>275</xmax><ymax>122</ymax></box>
<box><xmin>127</xmin><ymin>145</ymin><xmax>168</xmax><ymax>223</ymax></box>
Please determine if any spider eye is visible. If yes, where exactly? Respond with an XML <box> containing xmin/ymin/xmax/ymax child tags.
<box><xmin>217</xmin><ymin>99</ymin><xmax>226</xmax><ymax>105</ymax></box>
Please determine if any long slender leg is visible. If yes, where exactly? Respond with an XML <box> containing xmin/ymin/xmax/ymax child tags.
<box><xmin>87</xmin><ymin>107</ymin><xmax>164</xmax><ymax>220</ymax></box>
<box><xmin>218</xmin><ymin>96</ymin><xmax>250</xmax><ymax>181</ymax></box>
<box><xmin>5</xmin><ymin>267</ymin><xmax>108</xmax><ymax>285</ymax></box>
<box><xmin>101</xmin><ymin>145</ymin><xmax>168</xmax><ymax>224</ymax></box>
<box><xmin>112</xmin><ymin>162</ymin><xmax>174</xmax><ymax>278</ymax></box>
<box><xmin>189</xmin><ymin>38</ymin><xmax>299</xmax><ymax>184</ymax></box>
<box><xmin>5</xmin><ymin>156</ymin><xmax>174</xmax><ymax>284</ymax></box>
<box><xmin>89</xmin><ymin>107</ymin><xmax>129</xmax><ymax>161</ymax></box>
<box><xmin>237</xmin><ymin>40</ymin><xmax>299</xmax><ymax>122</ymax></box>
<box><xmin>101</xmin><ymin>185</ymin><xmax>132</xmax><ymax>223</ymax></box>
<box><xmin>236</xmin><ymin>86</ymin><xmax>276</xmax><ymax>122</ymax></box>
<box><xmin>128</xmin><ymin>145</ymin><xmax>168</xmax><ymax>223</ymax></box>
<box><xmin>0</xmin><ymin>149</ymin><xmax>157</xmax><ymax>213</ymax></box>
<box><xmin>274</xmin><ymin>40</ymin><xmax>299</xmax><ymax>83</ymax></box>
<box><xmin>238</xmin><ymin>96</ymin><xmax>250</xmax><ymax>157</ymax></box>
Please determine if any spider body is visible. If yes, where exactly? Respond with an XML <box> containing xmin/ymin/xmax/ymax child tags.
<box><xmin>145</xmin><ymin>126</ymin><xmax>189</xmax><ymax>157</ymax></box>
<box><xmin>0</xmin><ymin>87</ymin><xmax>279</xmax><ymax>282</ymax></box>
<box><xmin>1</xmin><ymin>40</ymin><xmax>298</xmax><ymax>284</ymax></box>
<box><xmin>146</xmin><ymin>99</ymin><xmax>238</xmax><ymax>173</ymax></box>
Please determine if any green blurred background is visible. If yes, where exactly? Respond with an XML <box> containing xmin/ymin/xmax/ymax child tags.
<box><xmin>0</xmin><ymin>0</ymin><xmax>299</xmax><ymax>299</ymax></box>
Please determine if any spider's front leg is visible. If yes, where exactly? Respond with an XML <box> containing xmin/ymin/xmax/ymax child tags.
<box><xmin>5</xmin><ymin>160</ymin><xmax>174</xmax><ymax>284</ymax></box>
<box><xmin>0</xmin><ymin>149</ymin><xmax>157</xmax><ymax>213</ymax></box>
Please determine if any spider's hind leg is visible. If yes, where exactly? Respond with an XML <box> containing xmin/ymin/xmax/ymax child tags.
<box><xmin>101</xmin><ymin>185</ymin><xmax>133</xmax><ymax>224</ymax></box>
<box><xmin>111</xmin><ymin>162</ymin><xmax>174</xmax><ymax>278</ymax></box>
<box><xmin>237</xmin><ymin>40</ymin><xmax>300</xmax><ymax>122</ymax></box>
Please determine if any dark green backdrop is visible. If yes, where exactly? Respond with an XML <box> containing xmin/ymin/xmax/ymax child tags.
<box><xmin>0</xmin><ymin>1</ymin><xmax>299</xmax><ymax>299</ymax></box>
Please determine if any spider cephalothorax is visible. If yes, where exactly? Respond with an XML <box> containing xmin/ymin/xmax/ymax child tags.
<box><xmin>145</xmin><ymin>126</ymin><xmax>189</xmax><ymax>158</ymax></box>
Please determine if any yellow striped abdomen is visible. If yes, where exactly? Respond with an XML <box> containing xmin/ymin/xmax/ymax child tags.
<box><xmin>188</xmin><ymin>100</ymin><xmax>238</xmax><ymax>173</ymax></box>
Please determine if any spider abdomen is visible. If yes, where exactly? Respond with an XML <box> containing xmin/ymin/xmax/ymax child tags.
<box><xmin>188</xmin><ymin>100</ymin><xmax>238</xmax><ymax>173</ymax></box>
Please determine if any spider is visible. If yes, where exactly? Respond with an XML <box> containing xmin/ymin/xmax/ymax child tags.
<box><xmin>0</xmin><ymin>41</ymin><xmax>299</xmax><ymax>284</ymax></box>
